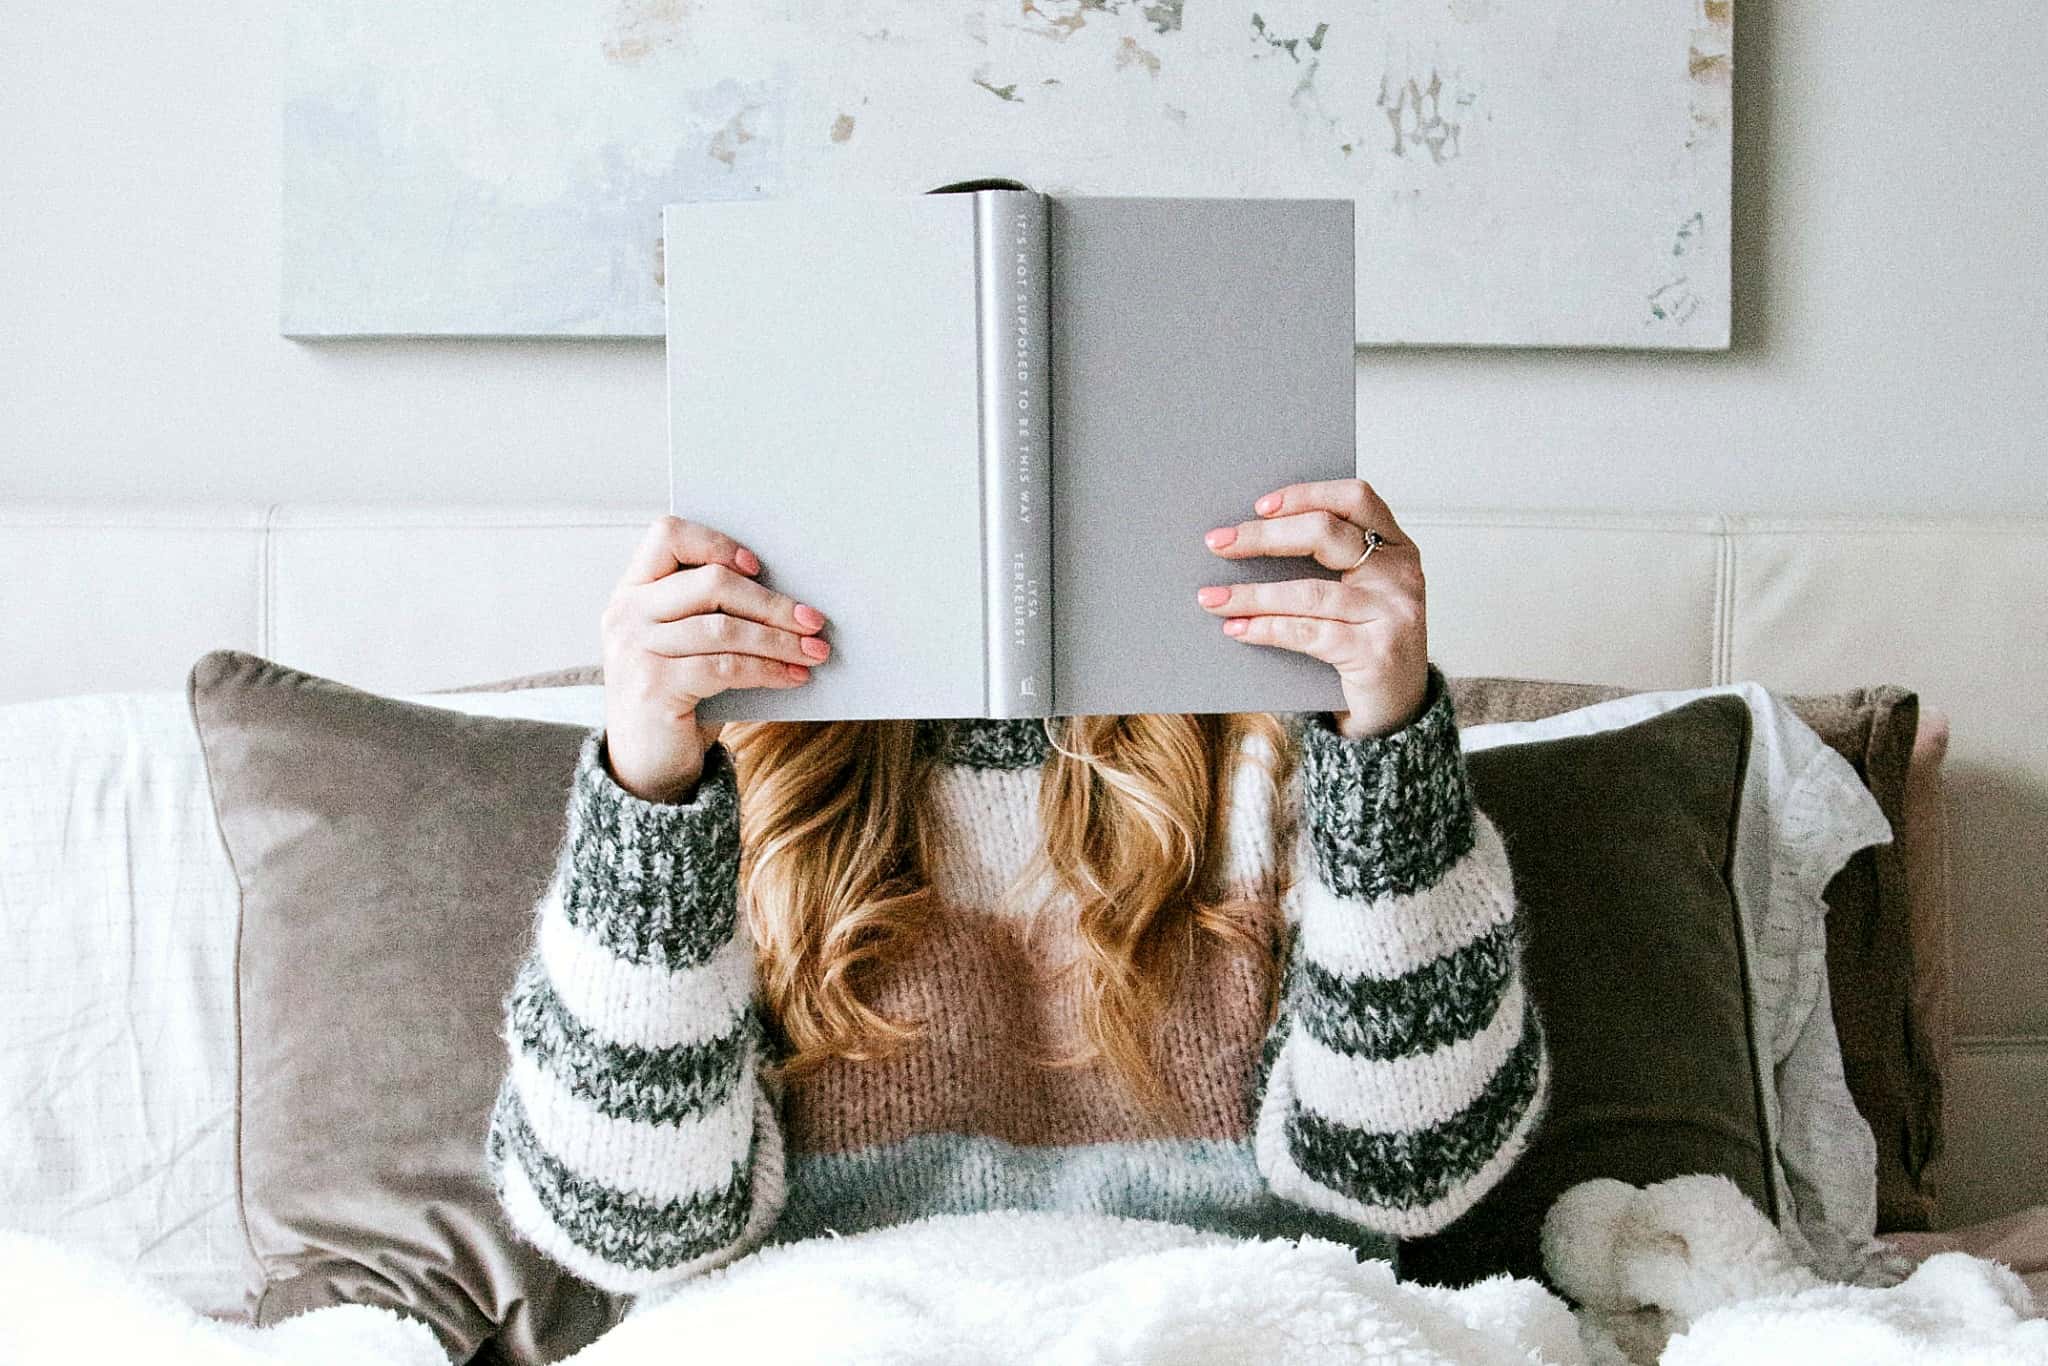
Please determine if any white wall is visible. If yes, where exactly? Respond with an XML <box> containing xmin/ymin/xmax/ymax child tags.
<box><xmin>2</xmin><ymin>2</ymin><xmax>2043</xmax><ymax>515</ymax></box>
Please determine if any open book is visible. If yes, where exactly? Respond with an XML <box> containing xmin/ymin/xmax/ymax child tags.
<box><xmin>663</xmin><ymin>189</ymin><xmax>1355</xmax><ymax>722</ymax></box>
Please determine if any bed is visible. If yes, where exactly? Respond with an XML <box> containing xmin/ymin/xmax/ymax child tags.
<box><xmin>3</xmin><ymin>501</ymin><xmax>2043</xmax><ymax>1358</ymax></box>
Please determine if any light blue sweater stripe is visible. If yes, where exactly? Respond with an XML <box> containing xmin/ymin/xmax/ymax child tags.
<box><xmin>772</xmin><ymin>1131</ymin><xmax>1396</xmax><ymax>1263</ymax></box>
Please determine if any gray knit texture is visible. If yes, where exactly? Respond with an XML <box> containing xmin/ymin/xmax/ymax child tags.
<box><xmin>486</xmin><ymin>1083</ymin><xmax>759</xmax><ymax>1273</ymax></box>
<box><xmin>1248</xmin><ymin>936</ymin><xmax>1545</xmax><ymax>1215</ymax></box>
<box><xmin>561</xmin><ymin>730</ymin><xmax>741</xmax><ymax>970</ymax></box>
<box><xmin>1294</xmin><ymin>663</ymin><xmax>1477</xmax><ymax>901</ymax></box>
<box><xmin>505</xmin><ymin>953</ymin><xmax>754</xmax><ymax>1124</ymax></box>
<box><xmin>486</xmin><ymin>731</ymin><xmax>764</xmax><ymax>1277</ymax></box>
<box><xmin>1292</xmin><ymin>919</ymin><xmax>1523</xmax><ymax>1060</ymax></box>
<box><xmin>913</xmin><ymin>716</ymin><xmax>1055</xmax><ymax>770</ymax></box>
<box><xmin>1284</xmin><ymin>996</ymin><xmax>1546</xmax><ymax>1210</ymax></box>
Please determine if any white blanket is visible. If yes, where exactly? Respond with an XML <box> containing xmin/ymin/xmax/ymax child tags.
<box><xmin>1661</xmin><ymin>1251</ymin><xmax>2048</xmax><ymax>1364</ymax></box>
<box><xmin>0</xmin><ymin>1229</ymin><xmax>445</xmax><ymax>1366</ymax></box>
<box><xmin>2</xmin><ymin>1210</ymin><xmax>2041</xmax><ymax>1365</ymax></box>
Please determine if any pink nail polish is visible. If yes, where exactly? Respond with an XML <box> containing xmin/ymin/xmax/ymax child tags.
<box><xmin>794</xmin><ymin>603</ymin><xmax>826</xmax><ymax>630</ymax></box>
<box><xmin>1224</xmin><ymin>618</ymin><xmax>1248</xmax><ymax>636</ymax></box>
<box><xmin>1197</xmin><ymin>586</ymin><xmax>1229</xmax><ymax>607</ymax></box>
<box><xmin>801</xmin><ymin>635</ymin><xmax>831</xmax><ymax>660</ymax></box>
<box><xmin>1256</xmin><ymin>494</ymin><xmax>1279</xmax><ymax>515</ymax></box>
<box><xmin>736</xmin><ymin>548</ymin><xmax>761</xmax><ymax>575</ymax></box>
<box><xmin>787</xmin><ymin>664</ymin><xmax>810</xmax><ymax>681</ymax></box>
<box><xmin>1205</xmin><ymin>527</ymin><xmax>1236</xmax><ymax>549</ymax></box>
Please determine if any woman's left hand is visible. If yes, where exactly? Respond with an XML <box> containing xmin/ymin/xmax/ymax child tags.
<box><xmin>1197</xmin><ymin>477</ymin><xmax>1431</xmax><ymax>740</ymax></box>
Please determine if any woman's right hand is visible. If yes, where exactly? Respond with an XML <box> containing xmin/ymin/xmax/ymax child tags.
<box><xmin>599</xmin><ymin>515</ymin><xmax>830</xmax><ymax>803</ymax></box>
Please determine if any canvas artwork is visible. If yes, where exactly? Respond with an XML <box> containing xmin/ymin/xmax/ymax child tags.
<box><xmin>282</xmin><ymin>0</ymin><xmax>1733</xmax><ymax>348</ymax></box>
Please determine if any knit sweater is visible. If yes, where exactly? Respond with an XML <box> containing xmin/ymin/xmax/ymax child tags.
<box><xmin>484</xmin><ymin>662</ymin><xmax>1550</xmax><ymax>1297</ymax></box>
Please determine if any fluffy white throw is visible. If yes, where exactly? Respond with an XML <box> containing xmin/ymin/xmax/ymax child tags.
<box><xmin>0</xmin><ymin>1230</ymin><xmax>445</xmax><ymax>1366</ymax></box>
<box><xmin>1</xmin><ymin>1200</ymin><xmax>2040</xmax><ymax>1365</ymax></box>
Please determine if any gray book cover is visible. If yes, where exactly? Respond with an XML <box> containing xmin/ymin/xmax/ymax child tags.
<box><xmin>663</xmin><ymin>191</ymin><xmax>1354</xmax><ymax>722</ymax></box>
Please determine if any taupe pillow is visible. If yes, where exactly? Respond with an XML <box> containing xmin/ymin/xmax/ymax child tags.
<box><xmin>1800</xmin><ymin>688</ymin><xmax>1944</xmax><ymax>1232</ymax></box>
<box><xmin>188</xmin><ymin>650</ymin><xmax>627</xmax><ymax>1365</ymax></box>
<box><xmin>1448</xmin><ymin>676</ymin><xmax>1946</xmax><ymax>1232</ymax></box>
<box><xmin>1395</xmin><ymin>693</ymin><xmax>1770</xmax><ymax>1289</ymax></box>
<box><xmin>435</xmin><ymin>665</ymin><xmax>603</xmax><ymax>694</ymax></box>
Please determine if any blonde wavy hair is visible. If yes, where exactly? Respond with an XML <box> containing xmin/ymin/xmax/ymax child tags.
<box><xmin>719</xmin><ymin>712</ymin><xmax>1301</xmax><ymax>1120</ymax></box>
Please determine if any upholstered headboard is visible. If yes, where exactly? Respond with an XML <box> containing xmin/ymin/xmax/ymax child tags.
<box><xmin>5</xmin><ymin>502</ymin><xmax>2044</xmax><ymax>1228</ymax></box>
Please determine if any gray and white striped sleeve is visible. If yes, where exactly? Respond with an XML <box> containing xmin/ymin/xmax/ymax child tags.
<box><xmin>1252</xmin><ymin>663</ymin><xmax>1551</xmax><ymax>1238</ymax></box>
<box><xmin>485</xmin><ymin>730</ymin><xmax>785</xmax><ymax>1294</ymax></box>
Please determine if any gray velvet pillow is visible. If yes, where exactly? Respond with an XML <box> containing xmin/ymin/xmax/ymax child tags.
<box><xmin>1396</xmin><ymin>693</ymin><xmax>1770</xmax><ymax>1290</ymax></box>
<box><xmin>188</xmin><ymin>650</ymin><xmax>627</xmax><ymax>1365</ymax></box>
<box><xmin>1448</xmin><ymin>676</ymin><xmax>1944</xmax><ymax>1232</ymax></box>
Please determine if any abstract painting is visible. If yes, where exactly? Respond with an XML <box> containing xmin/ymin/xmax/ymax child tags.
<box><xmin>283</xmin><ymin>0</ymin><xmax>1732</xmax><ymax>347</ymax></box>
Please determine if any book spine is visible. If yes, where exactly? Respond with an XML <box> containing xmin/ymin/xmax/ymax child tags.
<box><xmin>974</xmin><ymin>192</ymin><xmax>1054</xmax><ymax>718</ymax></box>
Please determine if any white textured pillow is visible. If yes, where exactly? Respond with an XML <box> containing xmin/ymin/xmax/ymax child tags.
<box><xmin>1461</xmin><ymin>683</ymin><xmax>1900</xmax><ymax>1285</ymax></box>
<box><xmin>0</xmin><ymin>685</ymin><xmax>605</xmax><ymax>1318</ymax></box>
<box><xmin>0</xmin><ymin>692</ymin><xmax>245</xmax><ymax>1315</ymax></box>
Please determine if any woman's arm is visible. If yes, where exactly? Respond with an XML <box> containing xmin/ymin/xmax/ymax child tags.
<box><xmin>484</xmin><ymin>729</ymin><xmax>786</xmax><ymax>1294</ymax></box>
<box><xmin>1251</xmin><ymin>662</ymin><xmax>1551</xmax><ymax>1238</ymax></box>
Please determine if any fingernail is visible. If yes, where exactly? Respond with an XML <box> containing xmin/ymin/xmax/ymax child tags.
<box><xmin>1256</xmin><ymin>494</ymin><xmax>1280</xmax><ymax>515</ymax></box>
<box><xmin>736</xmin><ymin>548</ymin><xmax>761</xmax><ymax>575</ymax></box>
<box><xmin>786</xmin><ymin>663</ymin><xmax>810</xmax><ymax>681</ymax></box>
<box><xmin>793</xmin><ymin>602</ymin><xmax>826</xmax><ymax>629</ymax></box>
<box><xmin>1196</xmin><ymin>586</ymin><xmax>1229</xmax><ymax>607</ymax></box>
<box><xmin>800</xmin><ymin>635</ymin><xmax>831</xmax><ymax>660</ymax></box>
<box><xmin>1204</xmin><ymin>527</ymin><xmax>1236</xmax><ymax>549</ymax></box>
<box><xmin>1224</xmin><ymin>618</ymin><xmax>1248</xmax><ymax>636</ymax></box>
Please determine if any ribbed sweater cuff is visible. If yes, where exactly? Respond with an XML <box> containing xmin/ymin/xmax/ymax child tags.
<box><xmin>558</xmin><ymin>729</ymin><xmax>742</xmax><ymax>970</ymax></box>
<box><xmin>1296</xmin><ymin>663</ymin><xmax>1477</xmax><ymax>901</ymax></box>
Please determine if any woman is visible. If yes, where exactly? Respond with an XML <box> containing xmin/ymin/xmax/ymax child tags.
<box><xmin>484</xmin><ymin>477</ymin><xmax>1550</xmax><ymax>1297</ymax></box>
